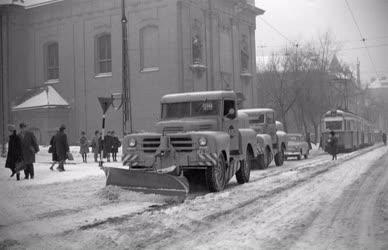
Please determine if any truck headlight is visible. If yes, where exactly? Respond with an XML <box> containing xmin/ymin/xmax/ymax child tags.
<box><xmin>129</xmin><ymin>138</ymin><xmax>137</xmax><ymax>147</ymax></box>
<box><xmin>198</xmin><ymin>137</ymin><xmax>207</xmax><ymax>146</ymax></box>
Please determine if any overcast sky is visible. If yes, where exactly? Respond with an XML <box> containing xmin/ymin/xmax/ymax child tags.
<box><xmin>255</xmin><ymin>0</ymin><xmax>388</xmax><ymax>84</ymax></box>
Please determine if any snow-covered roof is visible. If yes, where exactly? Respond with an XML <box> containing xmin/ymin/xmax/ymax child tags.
<box><xmin>161</xmin><ymin>91</ymin><xmax>236</xmax><ymax>103</ymax></box>
<box><xmin>239</xmin><ymin>108</ymin><xmax>274</xmax><ymax>115</ymax></box>
<box><xmin>0</xmin><ymin>0</ymin><xmax>62</xmax><ymax>9</ymax></box>
<box><xmin>12</xmin><ymin>85</ymin><xmax>69</xmax><ymax>111</ymax></box>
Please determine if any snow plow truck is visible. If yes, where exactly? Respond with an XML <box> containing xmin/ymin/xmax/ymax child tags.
<box><xmin>104</xmin><ymin>91</ymin><xmax>259</xmax><ymax>196</ymax></box>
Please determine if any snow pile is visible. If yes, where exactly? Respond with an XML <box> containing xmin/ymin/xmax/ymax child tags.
<box><xmin>97</xmin><ymin>186</ymin><xmax>121</xmax><ymax>201</ymax></box>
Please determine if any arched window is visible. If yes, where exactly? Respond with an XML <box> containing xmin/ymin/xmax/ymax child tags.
<box><xmin>45</xmin><ymin>42</ymin><xmax>59</xmax><ymax>81</ymax></box>
<box><xmin>95</xmin><ymin>33</ymin><xmax>112</xmax><ymax>74</ymax></box>
<box><xmin>140</xmin><ymin>25</ymin><xmax>159</xmax><ymax>71</ymax></box>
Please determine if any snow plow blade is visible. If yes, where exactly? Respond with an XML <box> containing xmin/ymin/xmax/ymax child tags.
<box><xmin>103</xmin><ymin>167</ymin><xmax>189</xmax><ymax>196</ymax></box>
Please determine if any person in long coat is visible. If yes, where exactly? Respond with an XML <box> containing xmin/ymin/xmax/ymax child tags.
<box><xmin>111</xmin><ymin>131</ymin><xmax>121</xmax><ymax>162</ymax></box>
<box><xmin>49</xmin><ymin>132</ymin><xmax>58</xmax><ymax>170</ymax></box>
<box><xmin>328</xmin><ymin>130</ymin><xmax>338</xmax><ymax>160</ymax></box>
<box><xmin>79</xmin><ymin>131</ymin><xmax>89</xmax><ymax>163</ymax></box>
<box><xmin>5</xmin><ymin>124</ymin><xmax>23</xmax><ymax>180</ymax></box>
<box><xmin>91</xmin><ymin>130</ymin><xmax>101</xmax><ymax>163</ymax></box>
<box><xmin>55</xmin><ymin>125</ymin><xmax>69</xmax><ymax>171</ymax></box>
<box><xmin>103</xmin><ymin>131</ymin><xmax>114</xmax><ymax>162</ymax></box>
<box><xmin>18</xmin><ymin>122</ymin><xmax>39</xmax><ymax>179</ymax></box>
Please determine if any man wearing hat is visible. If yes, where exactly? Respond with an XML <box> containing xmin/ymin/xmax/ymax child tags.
<box><xmin>328</xmin><ymin>130</ymin><xmax>338</xmax><ymax>160</ymax></box>
<box><xmin>18</xmin><ymin>122</ymin><xmax>39</xmax><ymax>179</ymax></box>
<box><xmin>54</xmin><ymin>124</ymin><xmax>69</xmax><ymax>171</ymax></box>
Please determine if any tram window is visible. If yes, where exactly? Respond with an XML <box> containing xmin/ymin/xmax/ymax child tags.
<box><xmin>326</xmin><ymin>121</ymin><xmax>342</xmax><ymax>130</ymax></box>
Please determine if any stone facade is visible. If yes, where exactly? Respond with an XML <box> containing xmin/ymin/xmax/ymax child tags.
<box><xmin>0</xmin><ymin>0</ymin><xmax>264</xmax><ymax>144</ymax></box>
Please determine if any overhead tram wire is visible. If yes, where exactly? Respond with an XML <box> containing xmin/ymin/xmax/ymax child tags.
<box><xmin>258</xmin><ymin>16</ymin><xmax>298</xmax><ymax>48</ymax></box>
<box><xmin>344</xmin><ymin>0</ymin><xmax>380</xmax><ymax>78</ymax></box>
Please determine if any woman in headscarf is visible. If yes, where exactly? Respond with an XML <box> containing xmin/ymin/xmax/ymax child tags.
<box><xmin>5</xmin><ymin>124</ymin><xmax>23</xmax><ymax>180</ymax></box>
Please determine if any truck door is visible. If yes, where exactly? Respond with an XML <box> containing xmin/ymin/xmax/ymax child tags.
<box><xmin>222</xmin><ymin>99</ymin><xmax>239</xmax><ymax>152</ymax></box>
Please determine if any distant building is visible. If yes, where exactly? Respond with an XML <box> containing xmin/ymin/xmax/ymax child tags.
<box><xmin>0</xmin><ymin>0</ymin><xmax>264</xmax><ymax>144</ymax></box>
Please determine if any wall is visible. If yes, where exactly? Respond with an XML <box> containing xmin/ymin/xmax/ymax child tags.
<box><xmin>3</xmin><ymin>0</ymin><xmax>262</xmax><ymax>144</ymax></box>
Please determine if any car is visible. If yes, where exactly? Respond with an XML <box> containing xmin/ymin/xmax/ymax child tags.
<box><xmin>285</xmin><ymin>133</ymin><xmax>309</xmax><ymax>160</ymax></box>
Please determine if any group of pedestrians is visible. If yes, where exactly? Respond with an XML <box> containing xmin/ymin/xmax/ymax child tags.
<box><xmin>5</xmin><ymin>124</ymin><xmax>121</xmax><ymax>180</ymax></box>
<box><xmin>73</xmin><ymin>130</ymin><xmax>121</xmax><ymax>163</ymax></box>
<box><xmin>91</xmin><ymin>130</ymin><xmax>121</xmax><ymax>163</ymax></box>
<box><xmin>5</xmin><ymin>123</ymin><xmax>39</xmax><ymax>181</ymax></box>
<box><xmin>48</xmin><ymin>125</ymin><xmax>70</xmax><ymax>172</ymax></box>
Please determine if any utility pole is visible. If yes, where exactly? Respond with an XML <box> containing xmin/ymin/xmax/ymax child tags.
<box><xmin>0</xmin><ymin>12</ymin><xmax>5</xmax><ymax>158</ymax></box>
<box><xmin>121</xmin><ymin>0</ymin><xmax>132</xmax><ymax>135</ymax></box>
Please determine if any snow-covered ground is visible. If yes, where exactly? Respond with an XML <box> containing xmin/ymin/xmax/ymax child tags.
<box><xmin>0</xmin><ymin>144</ymin><xmax>387</xmax><ymax>249</ymax></box>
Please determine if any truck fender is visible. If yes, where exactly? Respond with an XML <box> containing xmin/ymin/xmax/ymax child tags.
<box><xmin>238</xmin><ymin>128</ymin><xmax>258</xmax><ymax>158</ymax></box>
<box><xmin>194</xmin><ymin>132</ymin><xmax>231</xmax><ymax>162</ymax></box>
<box><xmin>256</xmin><ymin>134</ymin><xmax>273</xmax><ymax>155</ymax></box>
<box><xmin>276</xmin><ymin>132</ymin><xmax>287</xmax><ymax>151</ymax></box>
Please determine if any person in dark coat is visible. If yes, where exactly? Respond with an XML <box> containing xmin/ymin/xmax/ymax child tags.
<box><xmin>54</xmin><ymin>125</ymin><xmax>69</xmax><ymax>172</ymax></box>
<box><xmin>328</xmin><ymin>130</ymin><xmax>338</xmax><ymax>160</ymax></box>
<box><xmin>49</xmin><ymin>132</ymin><xmax>59</xmax><ymax>170</ymax></box>
<box><xmin>91</xmin><ymin>130</ymin><xmax>101</xmax><ymax>163</ymax></box>
<box><xmin>103</xmin><ymin>131</ymin><xmax>113</xmax><ymax>162</ymax></box>
<box><xmin>383</xmin><ymin>132</ymin><xmax>387</xmax><ymax>146</ymax></box>
<box><xmin>111</xmin><ymin>131</ymin><xmax>121</xmax><ymax>162</ymax></box>
<box><xmin>79</xmin><ymin>131</ymin><xmax>89</xmax><ymax>163</ymax></box>
<box><xmin>305</xmin><ymin>132</ymin><xmax>312</xmax><ymax>150</ymax></box>
<box><xmin>18</xmin><ymin>122</ymin><xmax>39</xmax><ymax>179</ymax></box>
<box><xmin>5</xmin><ymin>124</ymin><xmax>23</xmax><ymax>180</ymax></box>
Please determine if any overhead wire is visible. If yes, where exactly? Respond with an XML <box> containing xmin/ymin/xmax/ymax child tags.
<box><xmin>344</xmin><ymin>0</ymin><xmax>380</xmax><ymax>78</ymax></box>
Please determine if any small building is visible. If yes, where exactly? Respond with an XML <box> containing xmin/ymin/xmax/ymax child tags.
<box><xmin>1</xmin><ymin>0</ymin><xmax>264</xmax><ymax>144</ymax></box>
<box><xmin>12</xmin><ymin>85</ymin><xmax>70</xmax><ymax>144</ymax></box>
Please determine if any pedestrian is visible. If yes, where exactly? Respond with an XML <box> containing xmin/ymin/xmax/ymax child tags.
<box><xmin>104</xmin><ymin>131</ymin><xmax>113</xmax><ymax>162</ymax></box>
<box><xmin>5</xmin><ymin>124</ymin><xmax>23</xmax><ymax>181</ymax></box>
<box><xmin>49</xmin><ymin>132</ymin><xmax>58</xmax><ymax>170</ymax></box>
<box><xmin>328</xmin><ymin>130</ymin><xmax>338</xmax><ymax>160</ymax></box>
<box><xmin>79</xmin><ymin>131</ymin><xmax>89</xmax><ymax>163</ymax></box>
<box><xmin>306</xmin><ymin>132</ymin><xmax>312</xmax><ymax>150</ymax></box>
<box><xmin>91</xmin><ymin>130</ymin><xmax>102</xmax><ymax>163</ymax></box>
<box><xmin>383</xmin><ymin>132</ymin><xmax>387</xmax><ymax>146</ymax></box>
<box><xmin>111</xmin><ymin>131</ymin><xmax>121</xmax><ymax>162</ymax></box>
<box><xmin>54</xmin><ymin>124</ymin><xmax>69</xmax><ymax>172</ymax></box>
<box><xmin>18</xmin><ymin>122</ymin><xmax>39</xmax><ymax>179</ymax></box>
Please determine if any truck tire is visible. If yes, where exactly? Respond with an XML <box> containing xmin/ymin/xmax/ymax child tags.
<box><xmin>206</xmin><ymin>154</ymin><xmax>226</xmax><ymax>192</ymax></box>
<box><xmin>274</xmin><ymin>147</ymin><xmax>284</xmax><ymax>166</ymax></box>
<box><xmin>236</xmin><ymin>147</ymin><xmax>252</xmax><ymax>184</ymax></box>
<box><xmin>304</xmin><ymin>151</ymin><xmax>309</xmax><ymax>159</ymax></box>
<box><xmin>258</xmin><ymin>148</ymin><xmax>271</xmax><ymax>169</ymax></box>
<box><xmin>297</xmin><ymin>150</ymin><xmax>302</xmax><ymax>160</ymax></box>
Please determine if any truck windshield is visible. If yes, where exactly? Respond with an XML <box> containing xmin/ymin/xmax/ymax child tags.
<box><xmin>161</xmin><ymin>100</ymin><xmax>220</xmax><ymax>119</ymax></box>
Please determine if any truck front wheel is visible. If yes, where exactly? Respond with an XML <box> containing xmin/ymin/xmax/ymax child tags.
<box><xmin>206</xmin><ymin>154</ymin><xmax>226</xmax><ymax>192</ymax></box>
<box><xmin>274</xmin><ymin>147</ymin><xmax>284</xmax><ymax>166</ymax></box>
<box><xmin>236</xmin><ymin>148</ymin><xmax>252</xmax><ymax>184</ymax></box>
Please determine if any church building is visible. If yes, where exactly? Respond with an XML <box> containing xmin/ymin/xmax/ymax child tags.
<box><xmin>0</xmin><ymin>0</ymin><xmax>264</xmax><ymax>144</ymax></box>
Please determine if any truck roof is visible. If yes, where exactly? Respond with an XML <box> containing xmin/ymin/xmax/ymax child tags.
<box><xmin>239</xmin><ymin>108</ymin><xmax>274</xmax><ymax>115</ymax></box>
<box><xmin>161</xmin><ymin>91</ymin><xmax>236</xmax><ymax>103</ymax></box>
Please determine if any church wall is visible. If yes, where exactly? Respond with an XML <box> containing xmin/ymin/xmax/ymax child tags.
<box><xmin>3</xmin><ymin>0</ymin><xmax>261</xmax><ymax>144</ymax></box>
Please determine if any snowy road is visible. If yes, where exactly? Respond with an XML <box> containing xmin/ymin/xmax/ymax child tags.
<box><xmin>0</xmin><ymin>145</ymin><xmax>387</xmax><ymax>249</ymax></box>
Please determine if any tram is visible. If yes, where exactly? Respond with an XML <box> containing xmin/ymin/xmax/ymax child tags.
<box><xmin>321</xmin><ymin>109</ymin><xmax>376</xmax><ymax>153</ymax></box>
